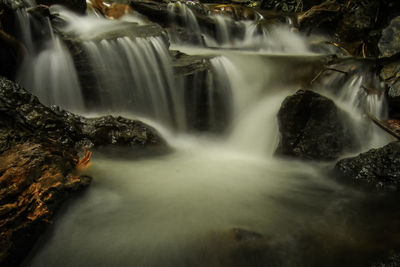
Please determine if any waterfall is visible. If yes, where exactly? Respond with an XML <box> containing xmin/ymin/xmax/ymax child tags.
<box><xmin>167</xmin><ymin>1</ymin><xmax>202</xmax><ymax>44</ymax></box>
<box><xmin>81</xmin><ymin>36</ymin><xmax>185</xmax><ymax>129</ymax></box>
<box><xmin>15</xmin><ymin>8</ymin><xmax>84</xmax><ymax>112</ymax></box>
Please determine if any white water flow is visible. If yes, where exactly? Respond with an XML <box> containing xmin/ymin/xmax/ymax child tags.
<box><xmin>15</xmin><ymin>8</ymin><xmax>84</xmax><ymax>112</ymax></box>
<box><xmin>48</xmin><ymin>7</ymin><xmax>186</xmax><ymax>129</ymax></box>
<box><xmin>17</xmin><ymin>4</ymin><xmax>399</xmax><ymax>267</ymax></box>
<box><xmin>26</xmin><ymin>52</ymin><xmax>397</xmax><ymax>267</ymax></box>
<box><xmin>167</xmin><ymin>1</ymin><xmax>202</xmax><ymax>44</ymax></box>
<box><xmin>82</xmin><ymin>36</ymin><xmax>185</xmax><ymax>128</ymax></box>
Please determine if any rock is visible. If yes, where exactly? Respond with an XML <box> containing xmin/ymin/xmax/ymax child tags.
<box><xmin>275</xmin><ymin>90</ymin><xmax>357</xmax><ymax>161</ymax></box>
<box><xmin>81</xmin><ymin>115</ymin><xmax>166</xmax><ymax>147</ymax></box>
<box><xmin>336</xmin><ymin>0</ymin><xmax>380</xmax><ymax>43</ymax></box>
<box><xmin>371</xmin><ymin>253</ymin><xmax>400</xmax><ymax>267</ymax></box>
<box><xmin>0</xmin><ymin>76</ymin><xmax>167</xmax><ymax>149</ymax></box>
<box><xmin>380</xmin><ymin>61</ymin><xmax>400</xmax><ymax>118</ymax></box>
<box><xmin>36</xmin><ymin>0</ymin><xmax>87</xmax><ymax>14</ymax></box>
<box><xmin>334</xmin><ymin>142</ymin><xmax>400</xmax><ymax>192</ymax></box>
<box><xmin>378</xmin><ymin>16</ymin><xmax>400</xmax><ymax>58</ymax></box>
<box><xmin>130</xmin><ymin>0</ymin><xmax>217</xmax><ymax>36</ymax></box>
<box><xmin>0</xmin><ymin>142</ymin><xmax>91</xmax><ymax>266</ymax></box>
<box><xmin>260</xmin><ymin>0</ymin><xmax>304</xmax><ymax>12</ymax></box>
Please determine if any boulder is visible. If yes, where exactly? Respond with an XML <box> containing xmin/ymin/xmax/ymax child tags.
<box><xmin>378</xmin><ymin>16</ymin><xmax>400</xmax><ymax>58</ymax></box>
<box><xmin>379</xmin><ymin>61</ymin><xmax>400</xmax><ymax>118</ymax></box>
<box><xmin>0</xmin><ymin>76</ymin><xmax>166</xmax><ymax>150</ymax></box>
<box><xmin>275</xmin><ymin>90</ymin><xmax>357</xmax><ymax>161</ymax></box>
<box><xmin>334</xmin><ymin>142</ymin><xmax>400</xmax><ymax>192</ymax></box>
<box><xmin>81</xmin><ymin>115</ymin><xmax>166</xmax><ymax>147</ymax></box>
<box><xmin>371</xmin><ymin>253</ymin><xmax>400</xmax><ymax>267</ymax></box>
<box><xmin>0</xmin><ymin>142</ymin><xmax>91</xmax><ymax>267</ymax></box>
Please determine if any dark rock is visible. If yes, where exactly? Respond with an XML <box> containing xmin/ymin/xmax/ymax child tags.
<box><xmin>36</xmin><ymin>0</ymin><xmax>87</xmax><ymax>14</ymax></box>
<box><xmin>0</xmin><ymin>142</ymin><xmax>91</xmax><ymax>267</ymax></box>
<box><xmin>276</xmin><ymin>90</ymin><xmax>357</xmax><ymax>161</ymax></box>
<box><xmin>81</xmin><ymin>116</ymin><xmax>166</xmax><ymax>147</ymax></box>
<box><xmin>378</xmin><ymin>16</ymin><xmax>400</xmax><ymax>58</ymax></box>
<box><xmin>298</xmin><ymin>0</ymin><xmax>342</xmax><ymax>36</ymax></box>
<box><xmin>380</xmin><ymin>61</ymin><xmax>400</xmax><ymax>118</ymax></box>
<box><xmin>336</xmin><ymin>0</ymin><xmax>380</xmax><ymax>43</ymax></box>
<box><xmin>261</xmin><ymin>0</ymin><xmax>306</xmax><ymax>12</ymax></box>
<box><xmin>0</xmin><ymin>76</ymin><xmax>167</xmax><ymax>150</ymax></box>
<box><xmin>0</xmin><ymin>2</ymin><xmax>25</xmax><ymax>79</ymax></box>
<box><xmin>334</xmin><ymin>142</ymin><xmax>400</xmax><ymax>192</ymax></box>
<box><xmin>371</xmin><ymin>253</ymin><xmax>400</xmax><ymax>267</ymax></box>
<box><xmin>129</xmin><ymin>0</ymin><xmax>218</xmax><ymax>38</ymax></box>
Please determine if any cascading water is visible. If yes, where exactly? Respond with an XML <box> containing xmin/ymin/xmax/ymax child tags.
<box><xmin>81</xmin><ymin>36</ymin><xmax>184</xmax><ymax>128</ymax></box>
<box><xmin>167</xmin><ymin>1</ymin><xmax>202</xmax><ymax>44</ymax></box>
<box><xmin>15</xmin><ymin>7</ymin><xmax>84</xmax><ymax>112</ymax></box>
<box><xmin>15</xmin><ymin>2</ymin><xmax>399</xmax><ymax>267</ymax></box>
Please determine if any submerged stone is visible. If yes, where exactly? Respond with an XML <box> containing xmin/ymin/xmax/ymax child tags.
<box><xmin>335</xmin><ymin>142</ymin><xmax>400</xmax><ymax>192</ymax></box>
<box><xmin>275</xmin><ymin>89</ymin><xmax>357</xmax><ymax>161</ymax></box>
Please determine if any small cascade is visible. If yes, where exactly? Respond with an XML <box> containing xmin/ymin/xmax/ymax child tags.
<box><xmin>337</xmin><ymin>75</ymin><xmax>387</xmax><ymax>119</ymax></box>
<box><xmin>167</xmin><ymin>1</ymin><xmax>202</xmax><ymax>44</ymax></box>
<box><xmin>81</xmin><ymin>36</ymin><xmax>185</xmax><ymax>129</ymax></box>
<box><xmin>15</xmin><ymin>7</ymin><xmax>84</xmax><ymax>112</ymax></box>
<box><xmin>48</xmin><ymin>7</ymin><xmax>186</xmax><ymax>129</ymax></box>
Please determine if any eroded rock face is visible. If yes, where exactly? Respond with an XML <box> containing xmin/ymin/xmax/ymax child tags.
<box><xmin>275</xmin><ymin>90</ymin><xmax>357</xmax><ymax>161</ymax></box>
<box><xmin>0</xmin><ymin>142</ymin><xmax>91</xmax><ymax>266</ymax></box>
<box><xmin>334</xmin><ymin>142</ymin><xmax>400</xmax><ymax>192</ymax></box>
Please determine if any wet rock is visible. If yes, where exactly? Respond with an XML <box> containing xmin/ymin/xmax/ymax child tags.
<box><xmin>276</xmin><ymin>90</ymin><xmax>357</xmax><ymax>161</ymax></box>
<box><xmin>210</xmin><ymin>4</ymin><xmax>260</xmax><ymax>20</ymax></box>
<box><xmin>0</xmin><ymin>76</ymin><xmax>80</xmax><ymax>150</ymax></box>
<box><xmin>380</xmin><ymin>61</ymin><xmax>400</xmax><ymax>118</ymax></box>
<box><xmin>130</xmin><ymin>0</ymin><xmax>217</xmax><ymax>36</ymax></box>
<box><xmin>261</xmin><ymin>0</ymin><xmax>305</xmax><ymax>12</ymax></box>
<box><xmin>36</xmin><ymin>0</ymin><xmax>87</xmax><ymax>14</ymax></box>
<box><xmin>336</xmin><ymin>0</ymin><xmax>380</xmax><ymax>43</ymax></box>
<box><xmin>378</xmin><ymin>16</ymin><xmax>400</xmax><ymax>58</ymax></box>
<box><xmin>0</xmin><ymin>76</ymin><xmax>167</xmax><ymax>149</ymax></box>
<box><xmin>334</xmin><ymin>142</ymin><xmax>400</xmax><ymax>192</ymax></box>
<box><xmin>371</xmin><ymin>253</ymin><xmax>400</xmax><ymax>267</ymax></box>
<box><xmin>81</xmin><ymin>116</ymin><xmax>166</xmax><ymax>147</ymax></box>
<box><xmin>0</xmin><ymin>2</ymin><xmax>25</xmax><ymax>79</ymax></box>
<box><xmin>0</xmin><ymin>142</ymin><xmax>91</xmax><ymax>267</ymax></box>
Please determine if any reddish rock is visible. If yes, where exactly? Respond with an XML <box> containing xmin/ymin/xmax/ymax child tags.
<box><xmin>0</xmin><ymin>142</ymin><xmax>91</xmax><ymax>266</ymax></box>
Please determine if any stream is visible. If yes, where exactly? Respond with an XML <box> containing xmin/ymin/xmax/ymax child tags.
<box><xmin>14</xmin><ymin>2</ymin><xmax>400</xmax><ymax>266</ymax></box>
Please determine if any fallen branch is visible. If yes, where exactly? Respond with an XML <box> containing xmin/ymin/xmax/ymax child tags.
<box><xmin>310</xmin><ymin>67</ymin><xmax>348</xmax><ymax>84</ymax></box>
<box><xmin>367</xmin><ymin>113</ymin><xmax>400</xmax><ymax>140</ymax></box>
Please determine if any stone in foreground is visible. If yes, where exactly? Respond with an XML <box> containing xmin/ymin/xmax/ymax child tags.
<box><xmin>335</xmin><ymin>142</ymin><xmax>400</xmax><ymax>192</ymax></box>
<box><xmin>276</xmin><ymin>89</ymin><xmax>357</xmax><ymax>161</ymax></box>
